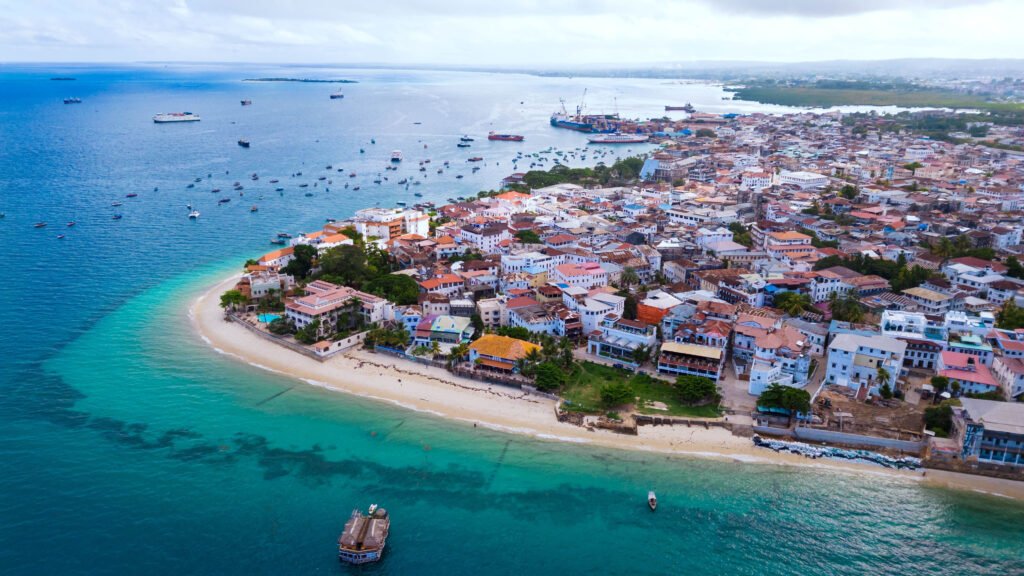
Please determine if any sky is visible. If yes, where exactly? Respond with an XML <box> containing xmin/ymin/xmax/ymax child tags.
<box><xmin>1</xmin><ymin>0</ymin><xmax>1022</xmax><ymax>65</ymax></box>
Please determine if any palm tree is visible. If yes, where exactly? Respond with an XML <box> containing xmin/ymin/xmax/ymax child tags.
<box><xmin>776</xmin><ymin>291</ymin><xmax>811</xmax><ymax>317</ymax></box>
<box><xmin>525</xmin><ymin>347</ymin><xmax>543</xmax><ymax>367</ymax></box>
<box><xmin>631</xmin><ymin>344</ymin><xmax>651</xmax><ymax>367</ymax></box>
<box><xmin>876</xmin><ymin>365</ymin><xmax>891</xmax><ymax>387</ymax></box>
<box><xmin>619</xmin><ymin>267</ymin><xmax>639</xmax><ymax>290</ymax></box>
<box><xmin>430</xmin><ymin>340</ymin><xmax>441</xmax><ymax>357</ymax></box>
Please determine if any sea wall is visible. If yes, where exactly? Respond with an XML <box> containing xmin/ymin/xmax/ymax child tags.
<box><xmin>754</xmin><ymin>425</ymin><xmax>925</xmax><ymax>454</ymax></box>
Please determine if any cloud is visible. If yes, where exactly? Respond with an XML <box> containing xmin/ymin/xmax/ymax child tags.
<box><xmin>701</xmin><ymin>0</ymin><xmax>998</xmax><ymax>18</ymax></box>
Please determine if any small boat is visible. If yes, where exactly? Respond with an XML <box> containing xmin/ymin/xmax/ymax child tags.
<box><xmin>111</xmin><ymin>202</ymin><xmax>123</xmax><ymax>207</ymax></box>
<box><xmin>34</xmin><ymin>222</ymin><xmax>47</xmax><ymax>228</ymax></box>
<box><xmin>277</xmin><ymin>233</ymin><xmax>292</xmax><ymax>238</ymax></box>
<box><xmin>457</xmin><ymin>143</ymin><xmax>471</xmax><ymax>148</ymax></box>
<box><xmin>112</xmin><ymin>214</ymin><xmax>123</xmax><ymax>220</ymax></box>
<box><xmin>194</xmin><ymin>177</ymin><xmax>202</xmax><ymax>183</ymax></box>
<box><xmin>299</xmin><ymin>183</ymin><xmax>308</xmax><ymax>188</ymax></box>
<box><xmin>234</xmin><ymin>185</ymin><xmax>244</xmax><ymax>191</ymax></box>
<box><xmin>370</xmin><ymin>138</ymin><xmax>376</xmax><ymax>144</ymax></box>
<box><xmin>318</xmin><ymin>176</ymin><xmax>326</xmax><ymax>181</ymax></box>
<box><xmin>396</xmin><ymin>201</ymin><xmax>407</xmax><ymax>206</ymax></box>
<box><xmin>275</xmin><ymin>187</ymin><xmax>284</xmax><ymax>192</ymax></box>
<box><xmin>414</xmin><ymin>192</ymin><xmax>423</xmax><ymax>197</ymax></box>
<box><xmin>218</xmin><ymin>198</ymin><xmax>231</xmax><ymax>204</ymax></box>
<box><xmin>330</xmin><ymin>92</ymin><xmax>345</xmax><ymax>99</ymax></box>
<box><xmin>126</xmin><ymin>193</ymin><xmax>138</xmax><ymax>198</ymax></box>
<box><xmin>240</xmin><ymin>99</ymin><xmax>252</xmax><ymax>106</ymax></box>
<box><xmin>648</xmin><ymin>491</ymin><xmax>657</xmax><ymax>511</ymax></box>
<box><xmin>270</xmin><ymin>238</ymin><xmax>286</xmax><ymax>245</ymax></box>
<box><xmin>460</xmin><ymin>136</ymin><xmax>474</xmax><ymax>142</ymax></box>
<box><xmin>391</xmin><ymin>150</ymin><xmax>403</xmax><ymax>163</ymax></box>
<box><xmin>188</xmin><ymin>210</ymin><xmax>200</xmax><ymax>219</ymax></box>
<box><xmin>238</xmin><ymin>139</ymin><xmax>250</xmax><ymax>148</ymax></box>
<box><xmin>63</xmin><ymin>97</ymin><xmax>82</xmax><ymax>104</ymax></box>
<box><xmin>326</xmin><ymin>217</ymin><xmax>337</xmax><ymax>223</ymax></box>
<box><xmin>456</xmin><ymin>174</ymin><xmax>464</xmax><ymax>179</ymax></box>
<box><xmin>66</xmin><ymin>221</ymin><xmax>76</xmax><ymax>227</ymax></box>
<box><xmin>269</xmin><ymin>179</ymin><xmax>279</xmax><ymax>183</ymax></box>
<box><xmin>352</xmin><ymin>186</ymin><xmax>360</xmax><ymax>191</ymax></box>
<box><xmin>57</xmin><ymin>234</ymin><xmax>66</xmax><ymax>239</ymax></box>
<box><xmin>250</xmin><ymin>205</ymin><xmax>258</xmax><ymax>212</ymax></box>
<box><xmin>468</xmin><ymin>157</ymin><xmax>483</xmax><ymax>162</ymax></box>
<box><xmin>349</xmin><ymin>172</ymin><xmax>356</xmax><ymax>178</ymax></box>
<box><xmin>304</xmin><ymin>192</ymin><xmax>314</xmax><ymax>197</ymax></box>
<box><xmin>488</xmin><ymin>132</ymin><xmax>524</xmax><ymax>142</ymax></box>
<box><xmin>186</xmin><ymin>183</ymin><xmax>195</xmax><ymax>189</ymax></box>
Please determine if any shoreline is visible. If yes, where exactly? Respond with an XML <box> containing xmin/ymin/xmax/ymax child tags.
<box><xmin>190</xmin><ymin>273</ymin><xmax>1024</xmax><ymax>500</ymax></box>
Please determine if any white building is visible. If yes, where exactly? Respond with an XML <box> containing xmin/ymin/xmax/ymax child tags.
<box><xmin>824</xmin><ymin>333</ymin><xmax>906</xmax><ymax>391</ymax></box>
<box><xmin>778</xmin><ymin>170</ymin><xmax>829</xmax><ymax>190</ymax></box>
<box><xmin>349</xmin><ymin>207</ymin><xmax>429</xmax><ymax>242</ymax></box>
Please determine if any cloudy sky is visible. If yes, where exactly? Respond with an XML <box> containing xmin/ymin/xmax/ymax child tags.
<box><xmin>1</xmin><ymin>0</ymin><xmax>1021</xmax><ymax>65</ymax></box>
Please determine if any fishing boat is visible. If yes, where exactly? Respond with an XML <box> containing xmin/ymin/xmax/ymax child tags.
<box><xmin>218</xmin><ymin>198</ymin><xmax>231</xmax><ymax>204</ymax></box>
<box><xmin>188</xmin><ymin>210</ymin><xmax>200</xmax><ymax>219</ymax></box>
<box><xmin>240</xmin><ymin>99</ymin><xmax>252</xmax><ymax>106</ymax></box>
<box><xmin>338</xmin><ymin>504</ymin><xmax>389</xmax><ymax>565</ymax></box>
<box><xmin>126</xmin><ymin>193</ymin><xmax>138</xmax><ymax>198</ymax></box>
<box><xmin>275</xmin><ymin>187</ymin><xmax>284</xmax><ymax>192</ymax></box>
<box><xmin>111</xmin><ymin>202</ymin><xmax>123</xmax><ymax>207</ymax></box>
<box><xmin>270</xmin><ymin>238</ymin><xmax>286</xmax><ymax>245</ymax></box>
<box><xmin>153</xmin><ymin>112</ymin><xmax>200</xmax><ymax>123</ymax></box>
<box><xmin>277</xmin><ymin>232</ymin><xmax>292</xmax><ymax>238</ymax></box>
<box><xmin>390</xmin><ymin>150</ymin><xmax>403</xmax><ymax>163</ymax></box>
<box><xmin>413</xmin><ymin>192</ymin><xmax>423</xmax><ymax>197</ymax></box>
<box><xmin>648</xmin><ymin>491</ymin><xmax>657</xmax><ymax>511</ymax></box>
<box><xmin>66</xmin><ymin>221</ymin><xmax>76</xmax><ymax>227</ymax></box>
<box><xmin>34</xmin><ymin>222</ymin><xmax>47</xmax><ymax>228</ymax></box>
<box><xmin>304</xmin><ymin>192</ymin><xmax>314</xmax><ymax>197</ymax></box>
<box><xmin>488</xmin><ymin>132</ymin><xmax>524</xmax><ymax>142</ymax></box>
<box><xmin>238</xmin><ymin>139</ymin><xmax>250</xmax><ymax>148</ymax></box>
<box><xmin>457</xmin><ymin>143</ymin><xmax>471</xmax><ymax>148</ymax></box>
<box><xmin>112</xmin><ymin>214</ymin><xmax>123</xmax><ymax>220</ymax></box>
<box><xmin>57</xmin><ymin>234</ymin><xmax>66</xmax><ymax>239</ymax></box>
<box><xmin>460</xmin><ymin>136</ymin><xmax>474</xmax><ymax>142</ymax></box>
<box><xmin>468</xmin><ymin>157</ymin><xmax>483</xmax><ymax>162</ymax></box>
<box><xmin>330</xmin><ymin>91</ymin><xmax>345</xmax><ymax>99</ymax></box>
<box><xmin>63</xmin><ymin>97</ymin><xmax>82</xmax><ymax>104</ymax></box>
<box><xmin>455</xmin><ymin>174</ymin><xmax>464</xmax><ymax>179</ymax></box>
<box><xmin>269</xmin><ymin>179</ymin><xmax>279</xmax><ymax>183</ymax></box>
<box><xmin>250</xmin><ymin>205</ymin><xmax>258</xmax><ymax>212</ymax></box>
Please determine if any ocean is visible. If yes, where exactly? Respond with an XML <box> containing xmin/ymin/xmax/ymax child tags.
<box><xmin>0</xmin><ymin>64</ymin><xmax>1022</xmax><ymax>575</ymax></box>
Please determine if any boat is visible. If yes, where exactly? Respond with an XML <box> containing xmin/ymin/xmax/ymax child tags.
<box><xmin>390</xmin><ymin>150</ymin><xmax>403</xmax><ymax>163</ymax></box>
<box><xmin>34</xmin><ymin>222</ymin><xmax>47</xmax><ymax>228</ymax></box>
<box><xmin>211</xmin><ymin>188</ymin><xmax>221</xmax><ymax>193</ymax></box>
<box><xmin>325</xmin><ymin>217</ymin><xmax>337</xmax><ymax>223</ymax></box>
<box><xmin>648</xmin><ymin>491</ymin><xmax>657</xmax><ymax>511</ymax></box>
<box><xmin>396</xmin><ymin>201</ymin><xmax>406</xmax><ymax>206</ymax></box>
<box><xmin>111</xmin><ymin>202</ymin><xmax>123</xmax><ymax>207</ymax></box>
<box><xmin>298</xmin><ymin>183</ymin><xmax>308</xmax><ymax>188</ymax></box>
<box><xmin>587</xmin><ymin>133</ymin><xmax>650</xmax><ymax>145</ymax></box>
<box><xmin>304</xmin><ymin>192</ymin><xmax>313</xmax><ymax>197</ymax></box>
<box><xmin>238</xmin><ymin>139</ymin><xmax>250</xmax><ymax>148</ymax></box>
<box><xmin>277</xmin><ymin>232</ymin><xmax>292</xmax><ymax>238</ymax></box>
<box><xmin>455</xmin><ymin>174</ymin><xmax>464</xmax><ymax>179</ymax></box>
<box><xmin>240</xmin><ymin>99</ymin><xmax>252</xmax><ymax>106</ymax></box>
<box><xmin>488</xmin><ymin>132</ymin><xmax>524</xmax><ymax>142</ymax></box>
<box><xmin>665</xmin><ymin>103</ymin><xmax>696</xmax><ymax>113</ymax></box>
<box><xmin>153</xmin><ymin>112</ymin><xmax>200</xmax><ymax>123</ymax></box>
<box><xmin>460</xmin><ymin>136</ymin><xmax>474</xmax><ymax>142</ymax></box>
<box><xmin>269</xmin><ymin>179</ymin><xmax>279</xmax><ymax>183</ymax></box>
<box><xmin>468</xmin><ymin>157</ymin><xmax>483</xmax><ymax>162</ymax></box>
<box><xmin>57</xmin><ymin>234</ymin><xmax>66</xmax><ymax>239</ymax></box>
<box><xmin>330</xmin><ymin>92</ymin><xmax>345</xmax><ymax>99</ymax></box>
<box><xmin>112</xmin><ymin>214</ymin><xmax>123</xmax><ymax>220</ymax></box>
<box><xmin>63</xmin><ymin>97</ymin><xmax>82</xmax><ymax>104</ymax></box>
<box><xmin>126</xmin><ymin>193</ymin><xmax>138</xmax><ymax>198</ymax></box>
<box><xmin>218</xmin><ymin>198</ymin><xmax>231</xmax><ymax>204</ymax></box>
<box><xmin>188</xmin><ymin>210</ymin><xmax>200</xmax><ymax>219</ymax></box>
<box><xmin>275</xmin><ymin>187</ymin><xmax>284</xmax><ymax>192</ymax></box>
<box><xmin>66</xmin><ymin>221</ymin><xmax>75</xmax><ymax>227</ymax></box>
<box><xmin>338</xmin><ymin>504</ymin><xmax>389</xmax><ymax>565</ymax></box>
<box><xmin>270</xmin><ymin>238</ymin><xmax>286</xmax><ymax>245</ymax></box>
<box><xmin>352</xmin><ymin>186</ymin><xmax>360</xmax><ymax>191</ymax></box>
<box><xmin>349</xmin><ymin>172</ymin><xmax>356</xmax><ymax>178</ymax></box>
<box><xmin>457</xmin><ymin>143</ymin><xmax>471</xmax><ymax>148</ymax></box>
<box><xmin>250</xmin><ymin>205</ymin><xmax>258</xmax><ymax>212</ymax></box>
<box><xmin>413</xmin><ymin>192</ymin><xmax>423</xmax><ymax>197</ymax></box>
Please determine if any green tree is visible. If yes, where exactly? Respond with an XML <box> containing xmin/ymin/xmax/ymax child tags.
<box><xmin>219</xmin><ymin>289</ymin><xmax>248</xmax><ymax>310</ymax></box>
<box><xmin>318</xmin><ymin>244</ymin><xmax>369</xmax><ymax>287</ymax></box>
<box><xmin>622</xmin><ymin>294</ymin><xmax>638</xmax><ymax>321</ymax></box>
<box><xmin>294</xmin><ymin>320</ymin><xmax>321</xmax><ymax>344</ymax></box>
<box><xmin>676</xmin><ymin>375</ymin><xmax>717</xmax><ymax>405</ymax></box>
<box><xmin>727</xmin><ymin>221</ymin><xmax>753</xmax><ymax>248</ymax></box>
<box><xmin>756</xmin><ymin>383</ymin><xmax>811</xmax><ymax>415</ymax></box>
<box><xmin>695</xmin><ymin>128</ymin><xmax>717</xmax><ymax>138</ymax></box>
<box><xmin>839</xmin><ymin>184</ymin><xmax>859</xmax><ymax>201</ymax></box>
<box><xmin>365</xmin><ymin>273</ymin><xmax>420</xmax><ymax>305</ymax></box>
<box><xmin>876</xmin><ymin>365</ymin><xmax>892</xmax><ymax>387</ymax></box>
<box><xmin>997</xmin><ymin>299</ymin><xmax>1024</xmax><ymax>330</ymax></box>
<box><xmin>774</xmin><ymin>291</ymin><xmax>812</xmax><ymax>317</ymax></box>
<box><xmin>497</xmin><ymin>326</ymin><xmax>531</xmax><ymax>340</ymax></box>
<box><xmin>631</xmin><ymin>344</ymin><xmax>652</xmax><ymax>367</ymax></box>
<box><xmin>600</xmin><ymin>381</ymin><xmax>634</xmax><ymax>408</ymax></box>
<box><xmin>1006</xmin><ymin>256</ymin><xmax>1024</xmax><ymax>280</ymax></box>
<box><xmin>268</xmin><ymin>317</ymin><xmax>292</xmax><ymax>335</ymax></box>
<box><xmin>619</xmin><ymin>267</ymin><xmax>640</xmax><ymax>290</ymax></box>
<box><xmin>534</xmin><ymin>361</ymin><xmax>565</xmax><ymax>391</ymax></box>
<box><xmin>515</xmin><ymin>229</ymin><xmax>542</xmax><ymax>244</ymax></box>
<box><xmin>924</xmin><ymin>401</ymin><xmax>954</xmax><ymax>437</ymax></box>
<box><xmin>281</xmin><ymin>244</ymin><xmax>317</xmax><ymax>279</ymax></box>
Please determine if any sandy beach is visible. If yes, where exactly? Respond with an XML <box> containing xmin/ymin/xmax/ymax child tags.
<box><xmin>191</xmin><ymin>274</ymin><xmax>1024</xmax><ymax>500</ymax></box>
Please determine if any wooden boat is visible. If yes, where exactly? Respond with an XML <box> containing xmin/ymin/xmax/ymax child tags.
<box><xmin>648</xmin><ymin>491</ymin><xmax>657</xmax><ymax>511</ymax></box>
<box><xmin>338</xmin><ymin>504</ymin><xmax>389</xmax><ymax>565</ymax></box>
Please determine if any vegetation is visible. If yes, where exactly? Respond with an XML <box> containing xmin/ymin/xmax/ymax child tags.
<box><xmin>695</xmin><ymin>128</ymin><xmax>717</xmax><ymax>138</ymax></box>
<box><xmin>731</xmin><ymin>80</ymin><xmax>1024</xmax><ymax>111</ymax></box>
<box><xmin>727</xmin><ymin>221</ymin><xmax>753</xmax><ymax>248</ymax></box>
<box><xmin>294</xmin><ymin>320</ymin><xmax>321</xmax><ymax>345</ymax></box>
<box><xmin>997</xmin><ymin>299</ymin><xmax>1024</xmax><ymax>330</ymax></box>
<box><xmin>756</xmin><ymin>383</ymin><xmax>811</xmax><ymax>415</ymax></box>
<box><xmin>813</xmin><ymin>253</ymin><xmax>935</xmax><ymax>293</ymax></box>
<box><xmin>364</xmin><ymin>274</ymin><xmax>420</xmax><ymax>305</ymax></box>
<box><xmin>773</xmin><ymin>291</ymin><xmax>812</xmax><ymax>317</ymax></box>
<box><xmin>514</xmin><ymin>229</ymin><xmax>542</xmax><ymax>244</ymax></box>
<box><xmin>924</xmin><ymin>234</ymin><xmax>996</xmax><ymax>262</ymax></box>
<box><xmin>924</xmin><ymin>400</ymin><xmax>956</xmax><ymax>437</ymax></box>
<box><xmin>267</xmin><ymin>317</ymin><xmax>292</xmax><ymax>335</ymax></box>
<box><xmin>828</xmin><ymin>290</ymin><xmax>864</xmax><ymax>323</ymax></box>
<box><xmin>560</xmin><ymin>362</ymin><xmax>720</xmax><ymax>417</ymax></box>
<box><xmin>675</xmin><ymin>375</ymin><xmax>719</xmax><ymax>405</ymax></box>
<box><xmin>495</xmin><ymin>326</ymin><xmax>532</xmax><ymax>341</ymax></box>
<box><xmin>534</xmin><ymin>361</ymin><xmax>567</xmax><ymax>392</ymax></box>
<box><xmin>600</xmin><ymin>381</ymin><xmax>634</xmax><ymax>408</ymax></box>
<box><xmin>364</xmin><ymin>327</ymin><xmax>410</xmax><ymax>350</ymax></box>
<box><xmin>520</xmin><ymin>156</ymin><xmax>646</xmax><ymax>188</ymax></box>
<box><xmin>219</xmin><ymin>289</ymin><xmax>248</xmax><ymax>310</ymax></box>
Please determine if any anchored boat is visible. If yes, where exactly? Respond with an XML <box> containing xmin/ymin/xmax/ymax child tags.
<box><xmin>648</xmin><ymin>491</ymin><xmax>657</xmax><ymax>511</ymax></box>
<box><xmin>338</xmin><ymin>504</ymin><xmax>390</xmax><ymax>565</ymax></box>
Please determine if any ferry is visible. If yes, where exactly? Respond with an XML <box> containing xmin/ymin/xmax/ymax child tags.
<box><xmin>63</xmin><ymin>97</ymin><xmax>82</xmax><ymax>104</ymax></box>
<box><xmin>330</xmin><ymin>92</ymin><xmax>345</xmax><ymax>99</ymax></box>
<box><xmin>240</xmin><ymin>99</ymin><xmax>252</xmax><ymax>106</ymax></box>
<box><xmin>587</xmin><ymin>133</ymin><xmax>650</xmax><ymax>145</ymax></box>
<box><xmin>488</xmin><ymin>132</ymin><xmax>524</xmax><ymax>142</ymax></box>
<box><xmin>153</xmin><ymin>112</ymin><xmax>200</xmax><ymax>123</ymax></box>
<box><xmin>238</xmin><ymin>139</ymin><xmax>250</xmax><ymax>148</ymax></box>
<box><xmin>390</xmin><ymin>150</ymin><xmax>403</xmax><ymax>163</ymax></box>
<box><xmin>338</xmin><ymin>504</ymin><xmax>390</xmax><ymax>565</ymax></box>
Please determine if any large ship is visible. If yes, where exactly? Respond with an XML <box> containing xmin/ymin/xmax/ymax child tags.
<box><xmin>587</xmin><ymin>133</ymin><xmax>650</xmax><ymax>144</ymax></box>
<box><xmin>488</xmin><ymin>132</ymin><xmax>524</xmax><ymax>142</ymax></box>
<box><xmin>550</xmin><ymin>91</ymin><xmax>618</xmax><ymax>133</ymax></box>
<box><xmin>338</xmin><ymin>505</ymin><xmax>390</xmax><ymax>565</ymax></box>
<box><xmin>153</xmin><ymin>112</ymin><xmax>200</xmax><ymax>123</ymax></box>
<box><xmin>665</xmin><ymin>103</ymin><xmax>696</xmax><ymax>113</ymax></box>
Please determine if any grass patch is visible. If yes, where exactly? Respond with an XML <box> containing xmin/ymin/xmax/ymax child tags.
<box><xmin>560</xmin><ymin>361</ymin><xmax>721</xmax><ymax>418</ymax></box>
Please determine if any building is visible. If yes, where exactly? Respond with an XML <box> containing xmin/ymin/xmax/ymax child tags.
<box><xmin>747</xmin><ymin>325</ymin><xmax>812</xmax><ymax>395</ymax></box>
<box><xmin>903</xmin><ymin>286</ymin><xmax>954</xmax><ymax>314</ymax></box>
<box><xmin>824</xmin><ymin>333</ymin><xmax>905</xmax><ymax>392</ymax></box>
<box><xmin>412</xmin><ymin>315</ymin><xmax>475</xmax><ymax>347</ymax></box>
<box><xmin>778</xmin><ymin>170</ymin><xmax>829</xmax><ymax>190</ymax></box>
<box><xmin>285</xmin><ymin>281</ymin><xmax>387</xmax><ymax>339</ymax></box>
<box><xmin>952</xmin><ymin>399</ymin><xmax>1024</xmax><ymax>468</ymax></box>
<box><xmin>350</xmin><ymin>207</ymin><xmax>429</xmax><ymax>242</ymax></box>
<box><xmin>552</xmin><ymin>262</ymin><xmax>609</xmax><ymax>290</ymax></box>
<box><xmin>657</xmin><ymin>341</ymin><xmax>724</xmax><ymax>381</ymax></box>
<box><xmin>467</xmin><ymin>334</ymin><xmax>541</xmax><ymax>373</ymax></box>
<box><xmin>937</xmin><ymin>351</ymin><xmax>999</xmax><ymax>396</ymax></box>
<box><xmin>586</xmin><ymin>316</ymin><xmax>657</xmax><ymax>364</ymax></box>
<box><xmin>992</xmin><ymin>357</ymin><xmax>1024</xmax><ymax>400</ymax></box>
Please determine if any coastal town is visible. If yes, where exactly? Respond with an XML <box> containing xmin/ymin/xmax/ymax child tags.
<box><xmin>215</xmin><ymin>107</ymin><xmax>1024</xmax><ymax>482</ymax></box>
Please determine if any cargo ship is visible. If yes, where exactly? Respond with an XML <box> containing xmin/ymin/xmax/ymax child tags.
<box><xmin>338</xmin><ymin>504</ymin><xmax>390</xmax><ymax>565</ymax></box>
<box><xmin>549</xmin><ymin>95</ymin><xmax>618</xmax><ymax>134</ymax></box>
<box><xmin>153</xmin><ymin>112</ymin><xmax>200</xmax><ymax>123</ymax></box>
<box><xmin>586</xmin><ymin>133</ymin><xmax>649</xmax><ymax>144</ymax></box>
<box><xmin>665</xmin><ymin>103</ymin><xmax>696</xmax><ymax>113</ymax></box>
<box><xmin>488</xmin><ymin>132</ymin><xmax>524</xmax><ymax>142</ymax></box>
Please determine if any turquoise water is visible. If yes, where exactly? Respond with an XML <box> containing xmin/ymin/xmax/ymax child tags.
<box><xmin>2</xmin><ymin>65</ymin><xmax>1024</xmax><ymax>574</ymax></box>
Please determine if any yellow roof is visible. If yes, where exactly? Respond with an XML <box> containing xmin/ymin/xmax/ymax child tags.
<box><xmin>659</xmin><ymin>341</ymin><xmax>723</xmax><ymax>360</ymax></box>
<box><xmin>469</xmin><ymin>334</ymin><xmax>540</xmax><ymax>361</ymax></box>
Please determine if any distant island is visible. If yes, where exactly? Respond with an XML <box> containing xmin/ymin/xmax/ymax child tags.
<box><xmin>243</xmin><ymin>78</ymin><xmax>358</xmax><ymax>84</ymax></box>
<box><xmin>50</xmin><ymin>77</ymin><xmax>76</xmax><ymax>81</ymax></box>
<box><xmin>729</xmin><ymin>80</ymin><xmax>1023</xmax><ymax>112</ymax></box>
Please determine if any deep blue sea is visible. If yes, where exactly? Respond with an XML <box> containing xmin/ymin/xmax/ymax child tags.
<box><xmin>1</xmin><ymin>64</ymin><xmax>1023</xmax><ymax>575</ymax></box>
